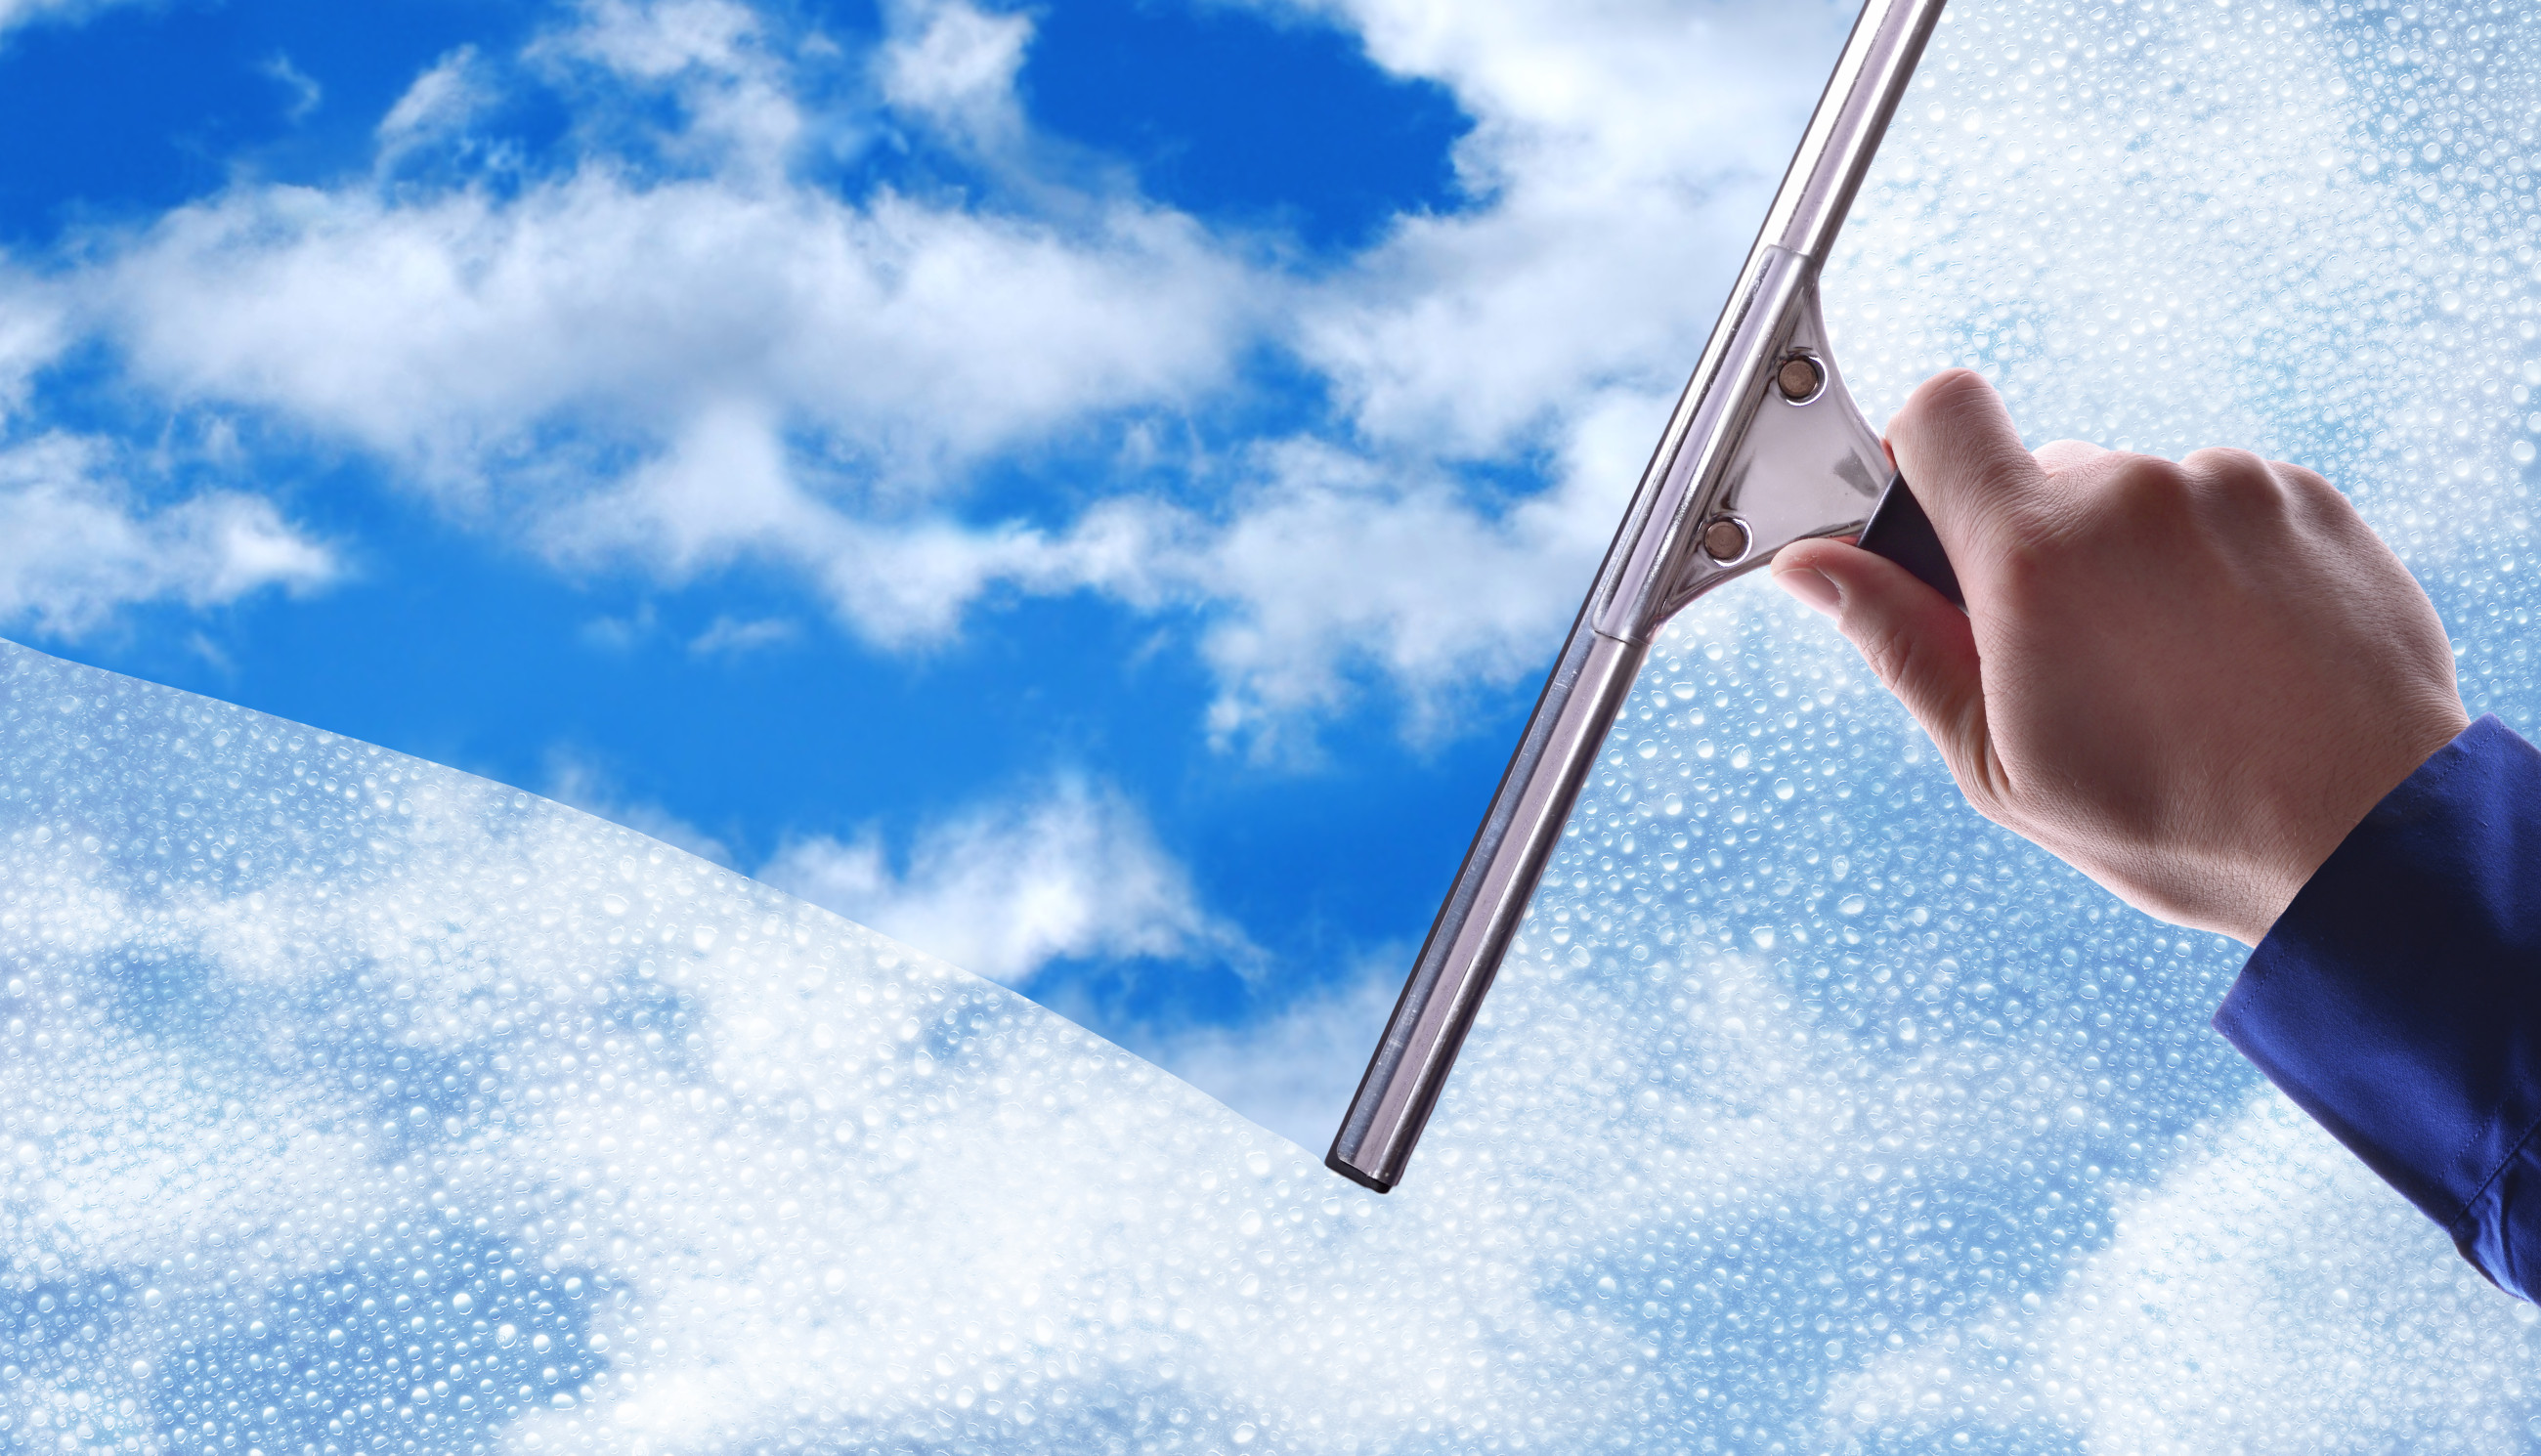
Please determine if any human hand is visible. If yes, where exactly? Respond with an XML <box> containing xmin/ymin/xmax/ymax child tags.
<box><xmin>1769</xmin><ymin>369</ymin><xmax>2469</xmax><ymax>945</ymax></box>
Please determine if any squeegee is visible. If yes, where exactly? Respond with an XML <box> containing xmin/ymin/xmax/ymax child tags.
<box><xmin>1329</xmin><ymin>0</ymin><xmax>1960</xmax><ymax>1193</ymax></box>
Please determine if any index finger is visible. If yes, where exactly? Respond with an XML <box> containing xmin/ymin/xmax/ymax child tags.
<box><xmin>1884</xmin><ymin>368</ymin><xmax>2049</xmax><ymax>560</ymax></box>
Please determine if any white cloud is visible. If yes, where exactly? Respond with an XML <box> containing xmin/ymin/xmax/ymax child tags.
<box><xmin>761</xmin><ymin>775</ymin><xmax>1255</xmax><ymax>986</ymax></box>
<box><xmin>1826</xmin><ymin>1090</ymin><xmax>2536</xmax><ymax>1454</ymax></box>
<box><xmin>1043</xmin><ymin>0</ymin><xmax>1869</xmax><ymax>747</ymax></box>
<box><xmin>0</xmin><ymin>0</ymin><xmax>132</xmax><ymax>42</ymax></box>
<box><xmin>1274</xmin><ymin>0</ymin><xmax>1858</xmax><ymax>454</ymax></box>
<box><xmin>558</xmin><ymin>0</ymin><xmax>762</xmax><ymax>82</ymax></box>
<box><xmin>98</xmin><ymin>182</ymin><xmax>1246</xmax><ymax>507</ymax></box>
<box><xmin>542</xmin><ymin>736</ymin><xmax>1254</xmax><ymax>997</ymax></box>
<box><xmin>538</xmin><ymin>0</ymin><xmax>809</xmax><ymax>168</ymax></box>
<box><xmin>577</xmin><ymin>600</ymin><xmax>657</xmax><ymax>652</ymax></box>
<box><xmin>877</xmin><ymin>0</ymin><xmax>1033</xmax><ymax>145</ymax></box>
<box><xmin>1134</xmin><ymin>957</ymin><xmax>1403</xmax><ymax>1150</ymax></box>
<box><xmin>262</xmin><ymin>52</ymin><xmax>323</xmax><ymax>122</ymax></box>
<box><xmin>377</xmin><ymin>46</ymin><xmax>483</xmax><ymax>146</ymax></box>
<box><xmin>0</xmin><ymin>666</ymin><xmax>1563</xmax><ymax>1447</ymax></box>
<box><xmin>0</xmin><ymin>273</ymin><xmax>64</xmax><ymax>419</ymax></box>
<box><xmin>0</xmin><ymin>434</ymin><xmax>337</xmax><ymax>635</ymax></box>
<box><xmin>540</xmin><ymin>745</ymin><xmax>736</xmax><ymax>865</ymax></box>
<box><xmin>1151</xmin><ymin>403</ymin><xmax>1652</xmax><ymax>750</ymax></box>
<box><xmin>84</xmin><ymin>0</ymin><xmax>1256</xmax><ymax>656</ymax></box>
<box><xmin>26</xmin><ymin>0</ymin><xmax>1863</xmax><ymax>747</ymax></box>
<box><xmin>15</xmin><ymin>632</ymin><xmax>2532</xmax><ymax>1455</ymax></box>
<box><xmin>687</xmin><ymin>612</ymin><xmax>797</xmax><ymax>655</ymax></box>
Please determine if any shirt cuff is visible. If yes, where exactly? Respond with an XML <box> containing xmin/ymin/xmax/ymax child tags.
<box><xmin>2213</xmin><ymin>714</ymin><xmax>2541</xmax><ymax>1299</ymax></box>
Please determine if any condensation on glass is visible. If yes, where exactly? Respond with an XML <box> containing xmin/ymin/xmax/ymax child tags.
<box><xmin>9</xmin><ymin>1</ymin><xmax>2541</xmax><ymax>1452</ymax></box>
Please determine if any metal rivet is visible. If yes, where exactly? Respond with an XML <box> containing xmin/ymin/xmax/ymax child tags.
<box><xmin>1776</xmin><ymin>354</ymin><xmax>1826</xmax><ymax>404</ymax></box>
<box><xmin>1701</xmin><ymin>516</ymin><xmax>1751</xmax><ymax>564</ymax></box>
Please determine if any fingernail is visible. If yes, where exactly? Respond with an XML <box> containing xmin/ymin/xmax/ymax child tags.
<box><xmin>1774</xmin><ymin>566</ymin><xmax>1841</xmax><ymax>617</ymax></box>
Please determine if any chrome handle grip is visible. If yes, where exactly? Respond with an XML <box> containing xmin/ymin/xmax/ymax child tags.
<box><xmin>1326</xmin><ymin>620</ymin><xmax>1646</xmax><ymax>1193</ymax></box>
<box><xmin>1858</xmin><ymin>472</ymin><xmax>1963</xmax><ymax>608</ymax></box>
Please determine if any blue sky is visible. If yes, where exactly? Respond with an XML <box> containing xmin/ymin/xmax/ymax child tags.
<box><xmin>0</xmin><ymin>0</ymin><xmax>1860</xmax><ymax>1140</ymax></box>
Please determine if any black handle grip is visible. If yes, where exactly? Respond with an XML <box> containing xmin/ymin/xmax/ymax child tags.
<box><xmin>1857</xmin><ymin>471</ymin><xmax>1963</xmax><ymax>608</ymax></box>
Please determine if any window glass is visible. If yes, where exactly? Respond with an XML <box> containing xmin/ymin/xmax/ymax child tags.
<box><xmin>8</xmin><ymin>3</ymin><xmax>2541</xmax><ymax>1454</ymax></box>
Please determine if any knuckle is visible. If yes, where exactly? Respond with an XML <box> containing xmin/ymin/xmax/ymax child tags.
<box><xmin>2182</xmin><ymin>447</ymin><xmax>2291</xmax><ymax>507</ymax></box>
<box><xmin>2033</xmin><ymin>438</ymin><xmax>2102</xmax><ymax>472</ymax></box>
<box><xmin>2180</xmin><ymin>445</ymin><xmax>2269</xmax><ymax>478</ymax></box>
<box><xmin>1920</xmin><ymin>366</ymin><xmax>1992</xmax><ymax>404</ymax></box>
<box><xmin>2281</xmin><ymin>463</ymin><xmax>2358</xmax><ymax>520</ymax></box>
<box><xmin>1961</xmin><ymin>492</ymin><xmax>2088</xmax><ymax>609</ymax></box>
<box><xmin>1978</xmin><ymin>450</ymin><xmax>2191</xmax><ymax>603</ymax></box>
<box><xmin>2110</xmin><ymin>450</ymin><xmax>2194</xmax><ymax>495</ymax></box>
<box><xmin>2089</xmin><ymin>453</ymin><xmax>2199</xmax><ymax>534</ymax></box>
<box><xmin>1895</xmin><ymin>368</ymin><xmax>1992</xmax><ymax>437</ymax></box>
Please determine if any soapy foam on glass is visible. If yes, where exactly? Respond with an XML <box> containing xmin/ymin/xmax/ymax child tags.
<box><xmin>11</xmin><ymin>2</ymin><xmax>2541</xmax><ymax>1452</ymax></box>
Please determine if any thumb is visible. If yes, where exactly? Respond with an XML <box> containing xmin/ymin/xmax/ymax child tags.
<box><xmin>1772</xmin><ymin>536</ymin><xmax>1995</xmax><ymax>788</ymax></box>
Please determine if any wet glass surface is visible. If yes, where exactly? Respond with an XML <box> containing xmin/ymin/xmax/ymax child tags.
<box><xmin>12</xmin><ymin>2</ymin><xmax>2541</xmax><ymax>1453</ymax></box>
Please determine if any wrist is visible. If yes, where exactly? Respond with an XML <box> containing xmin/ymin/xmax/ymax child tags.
<box><xmin>2242</xmin><ymin>703</ymin><xmax>2472</xmax><ymax>945</ymax></box>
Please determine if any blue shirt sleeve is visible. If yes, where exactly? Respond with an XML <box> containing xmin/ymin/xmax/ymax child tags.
<box><xmin>2213</xmin><ymin>714</ymin><xmax>2541</xmax><ymax>1301</ymax></box>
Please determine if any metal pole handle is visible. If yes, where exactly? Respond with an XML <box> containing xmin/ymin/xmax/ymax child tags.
<box><xmin>1327</xmin><ymin>0</ymin><xmax>1951</xmax><ymax>1193</ymax></box>
<box><xmin>1325</xmin><ymin>621</ymin><xmax>1643</xmax><ymax>1192</ymax></box>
